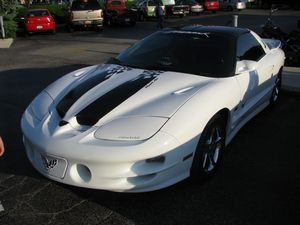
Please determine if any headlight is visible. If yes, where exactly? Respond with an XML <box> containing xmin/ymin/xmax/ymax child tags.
<box><xmin>30</xmin><ymin>91</ymin><xmax>53</xmax><ymax>121</ymax></box>
<box><xmin>94</xmin><ymin>117</ymin><xmax>168</xmax><ymax>141</ymax></box>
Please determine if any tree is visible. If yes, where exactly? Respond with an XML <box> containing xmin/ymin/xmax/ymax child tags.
<box><xmin>0</xmin><ymin>0</ymin><xmax>19</xmax><ymax>38</ymax></box>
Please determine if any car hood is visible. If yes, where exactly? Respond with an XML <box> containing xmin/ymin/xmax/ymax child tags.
<box><xmin>49</xmin><ymin>64</ymin><xmax>215</xmax><ymax>127</ymax></box>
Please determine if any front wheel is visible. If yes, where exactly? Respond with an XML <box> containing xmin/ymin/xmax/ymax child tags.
<box><xmin>270</xmin><ymin>71</ymin><xmax>282</xmax><ymax>105</ymax></box>
<box><xmin>190</xmin><ymin>115</ymin><xmax>226</xmax><ymax>182</ymax></box>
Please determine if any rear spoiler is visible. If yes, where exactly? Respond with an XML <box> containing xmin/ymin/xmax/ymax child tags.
<box><xmin>262</xmin><ymin>38</ymin><xmax>282</xmax><ymax>50</ymax></box>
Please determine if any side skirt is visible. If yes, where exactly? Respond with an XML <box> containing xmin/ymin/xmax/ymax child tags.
<box><xmin>225</xmin><ymin>100</ymin><xmax>270</xmax><ymax>146</ymax></box>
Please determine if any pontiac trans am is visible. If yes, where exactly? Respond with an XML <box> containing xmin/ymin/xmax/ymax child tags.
<box><xmin>21</xmin><ymin>26</ymin><xmax>285</xmax><ymax>192</ymax></box>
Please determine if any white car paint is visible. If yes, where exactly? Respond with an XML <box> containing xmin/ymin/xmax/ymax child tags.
<box><xmin>21</xmin><ymin>27</ymin><xmax>285</xmax><ymax>192</ymax></box>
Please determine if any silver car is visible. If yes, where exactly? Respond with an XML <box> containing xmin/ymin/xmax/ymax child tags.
<box><xmin>219</xmin><ymin>0</ymin><xmax>246</xmax><ymax>11</ymax></box>
<box><xmin>68</xmin><ymin>0</ymin><xmax>104</xmax><ymax>32</ymax></box>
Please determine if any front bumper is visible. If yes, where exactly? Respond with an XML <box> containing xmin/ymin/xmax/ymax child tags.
<box><xmin>21</xmin><ymin>108</ymin><xmax>194</xmax><ymax>192</ymax></box>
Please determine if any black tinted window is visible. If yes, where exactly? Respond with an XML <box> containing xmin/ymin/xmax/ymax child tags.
<box><xmin>27</xmin><ymin>10</ymin><xmax>49</xmax><ymax>17</ymax></box>
<box><xmin>111</xmin><ymin>1</ymin><xmax>121</xmax><ymax>5</ymax></box>
<box><xmin>117</xmin><ymin>30</ymin><xmax>236</xmax><ymax>77</ymax></box>
<box><xmin>148</xmin><ymin>0</ymin><xmax>155</xmax><ymax>6</ymax></box>
<box><xmin>71</xmin><ymin>0</ymin><xmax>101</xmax><ymax>10</ymax></box>
<box><xmin>237</xmin><ymin>33</ymin><xmax>265</xmax><ymax>61</ymax></box>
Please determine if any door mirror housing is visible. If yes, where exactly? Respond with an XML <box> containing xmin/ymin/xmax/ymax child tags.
<box><xmin>235</xmin><ymin>60</ymin><xmax>258</xmax><ymax>75</ymax></box>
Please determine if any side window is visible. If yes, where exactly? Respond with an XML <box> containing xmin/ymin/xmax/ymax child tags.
<box><xmin>236</xmin><ymin>33</ymin><xmax>266</xmax><ymax>61</ymax></box>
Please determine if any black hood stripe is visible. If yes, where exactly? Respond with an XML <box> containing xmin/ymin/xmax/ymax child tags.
<box><xmin>76</xmin><ymin>73</ymin><xmax>159</xmax><ymax>126</ymax></box>
<box><xmin>56</xmin><ymin>66</ymin><xmax>129</xmax><ymax>118</ymax></box>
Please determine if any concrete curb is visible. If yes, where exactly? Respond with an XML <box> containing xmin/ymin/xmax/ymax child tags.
<box><xmin>282</xmin><ymin>67</ymin><xmax>300</xmax><ymax>93</ymax></box>
<box><xmin>0</xmin><ymin>38</ymin><xmax>13</xmax><ymax>48</ymax></box>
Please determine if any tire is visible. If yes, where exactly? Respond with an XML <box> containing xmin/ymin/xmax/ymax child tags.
<box><xmin>52</xmin><ymin>28</ymin><xmax>56</xmax><ymax>35</ymax></box>
<box><xmin>190</xmin><ymin>114</ymin><xmax>226</xmax><ymax>182</ymax></box>
<box><xmin>139</xmin><ymin>13</ymin><xmax>145</xmax><ymax>22</ymax></box>
<box><xmin>179</xmin><ymin>14</ymin><xmax>184</xmax><ymax>18</ymax></box>
<box><xmin>96</xmin><ymin>26</ymin><xmax>103</xmax><ymax>32</ymax></box>
<box><xmin>67</xmin><ymin>25</ymin><xmax>74</xmax><ymax>33</ymax></box>
<box><xmin>269</xmin><ymin>70</ymin><xmax>282</xmax><ymax>106</ymax></box>
<box><xmin>130</xmin><ymin>21</ymin><xmax>136</xmax><ymax>26</ymax></box>
<box><xmin>227</xmin><ymin>6</ymin><xmax>233</xmax><ymax>11</ymax></box>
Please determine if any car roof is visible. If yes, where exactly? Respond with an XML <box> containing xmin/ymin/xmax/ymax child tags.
<box><xmin>164</xmin><ymin>25</ymin><xmax>250</xmax><ymax>38</ymax></box>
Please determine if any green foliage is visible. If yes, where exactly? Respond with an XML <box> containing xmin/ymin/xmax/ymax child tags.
<box><xmin>125</xmin><ymin>0</ymin><xmax>137</xmax><ymax>9</ymax></box>
<box><xmin>2</xmin><ymin>18</ymin><xmax>17</xmax><ymax>38</ymax></box>
<box><xmin>0</xmin><ymin>0</ymin><xmax>20</xmax><ymax>38</ymax></box>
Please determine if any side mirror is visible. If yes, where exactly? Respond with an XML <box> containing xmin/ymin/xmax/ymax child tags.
<box><xmin>235</xmin><ymin>60</ymin><xmax>257</xmax><ymax>75</ymax></box>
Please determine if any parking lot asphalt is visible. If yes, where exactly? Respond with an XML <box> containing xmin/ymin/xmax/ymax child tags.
<box><xmin>0</xmin><ymin>9</ymin><xmax>300</xmax><ymax>225</ymax></box>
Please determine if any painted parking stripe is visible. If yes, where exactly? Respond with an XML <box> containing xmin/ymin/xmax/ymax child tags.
<box><xmin>0</xmin><ymin>201</ymin><xmax>4</xmax><ymax>212</ymax></box>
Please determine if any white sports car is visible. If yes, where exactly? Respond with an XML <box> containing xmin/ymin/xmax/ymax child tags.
<box><xmin>21</xmin><ymin>26</ymin><xmax>285</xmax><ymax>192</ymax></box>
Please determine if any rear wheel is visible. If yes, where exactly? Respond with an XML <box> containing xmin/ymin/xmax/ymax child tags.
<box><xmin>227</xmin><ymin>6</ymin><xmax>233</xmax><ymax>11</ymax></box>
<box><xmin>190</xmin><ymin>114</ymin><xmax>226</xmax><ymax>182</ymax></box>
<box><xmin>67</xmin><ymin>24</ymin><xmax>74</xmax><ymax>33</ymax></box>
<box><xmin>139</xmin><ymin>13</ymin><xmax>145</xmax><ymax>21</ymax></box>
<box><xmin>96</xmin><ymin>26</ymin><xmax>103</xmax><ymax>32</ymax></box>
<box><xmin>52</xmin><ymin>28</ymin><xmax>56</xmax><ymax>35</ymax></box>
<box><xmin>130</xmin><ymin>21</ymin><xmax>136</xmax><ymax>26</ymax></box>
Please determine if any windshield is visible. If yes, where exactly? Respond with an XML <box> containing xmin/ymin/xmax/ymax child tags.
<box><xmin>71</xmin><ymin>0</ymin><xmax>101</xmax><ymax>10</ymax></box>
<box><xmin>117</xmin><ymin>30</ymin><xmax>236</xmax><ymax>77</ymax></box>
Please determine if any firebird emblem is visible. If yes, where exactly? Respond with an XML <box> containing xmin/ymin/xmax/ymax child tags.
<box><xmin>41</xmin><ymin>155</ymin><xmax>58</xmax><ymax>170</ymax></box>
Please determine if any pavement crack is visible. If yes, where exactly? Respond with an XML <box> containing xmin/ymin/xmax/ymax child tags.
<box><xmin>0</xmin><ymin>177</ymin><xmax>28</xmax><ymax>196</ymax></box>
<box><xmin>0</xmin><ymin>174</ymin><xmax>15</xmax><ymax>185</ymax></box>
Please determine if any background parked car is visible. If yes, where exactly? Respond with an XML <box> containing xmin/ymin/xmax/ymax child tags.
<box><xmin>104</xmin><ymin>0</ymin><xmax>137</xmax><ymax>26</ymax></box>
<box><xmin>219</xmin><ymin>0</ymin><xmax>246</xmax><ymax>11</ymax></box>
<box><xmin>136</xmin><ymin>0</ymin><xmax>157</xmax><ymax>20</ymax></box>
<box><xmin>199</xmin><ymin>0</ymin><xmax>219</xmax><ymax>13</ymax></box>
<box><xmin>68</xmin><ymin>0</ymin><xmax>104</xmax><ymax>32</ymax></box>
<box><xmin>20</xmin><ymin>9</ymin><xmax>56</xmax><ymax>35</ymax></box>
<box><xmin>187</xmin><ymin>0</ymin><xmax>204</xmax><ymax>15</ymax></box>
<box><xmin>165</xmin><ymin>0</ymin><xmax>190</xmax><ymax>18</ymax></box>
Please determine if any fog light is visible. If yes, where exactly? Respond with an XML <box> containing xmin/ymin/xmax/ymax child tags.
<box><xmin>70</xmin><ymin>164</ymin><xmax>92</xmax><ymax>183</ymax></box>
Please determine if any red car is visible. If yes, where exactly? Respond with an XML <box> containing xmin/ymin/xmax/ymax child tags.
<box><xmin>200</xmin><ymin>0</ymin><xmax>219</xmax><ymax>12</ymax></box>
<box><xmin>22</xmin><ymin>9</ymin><xmax>56</xmax><ymax>34</ymax></box>
<box><xmin>104</xmin><ymin>0</ymin><xmax>137</xmax><ymax>26</ymax></box>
